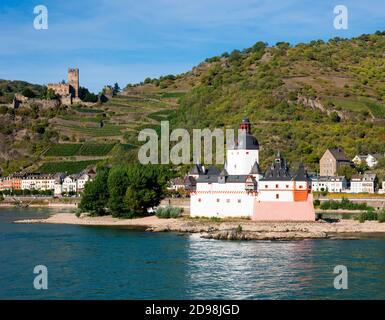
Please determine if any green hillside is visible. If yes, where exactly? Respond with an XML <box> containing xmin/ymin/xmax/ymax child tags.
<box><xmin>1</xmin><ymin>31</ymin><xmax>385</xmax><ymax>176</ymax></box>
<box><xmin>0</xmin><ymin>90</ymin><xmax>179</xmax><ymax>175</ymax></box>
<box><xmin>0</xmin><ymin>80</ymin><xmax>45</xmax><ymax>104</ymax></box>
<box><xmin>163</xmin><ymin>32</ymin><xmax>385</xmax><ymax>170</ymax></box>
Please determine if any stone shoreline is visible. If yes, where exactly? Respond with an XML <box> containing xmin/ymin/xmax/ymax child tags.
<box><xmin>14</xmin><ymin>212</ymin><xmax>385</xmax><ymax>240</ymax></box>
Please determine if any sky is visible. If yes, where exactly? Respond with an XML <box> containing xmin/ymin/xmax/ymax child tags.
<box><xmin>0</xmin><ymin>0</ymin><xmax>384</xmax><ymax>92</ymax></box>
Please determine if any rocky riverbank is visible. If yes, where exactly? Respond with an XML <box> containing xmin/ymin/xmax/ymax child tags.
<box><xmin>14</xmin><ymin>212</ymin><xmax>385</xmax><ymax>240</ymax></box>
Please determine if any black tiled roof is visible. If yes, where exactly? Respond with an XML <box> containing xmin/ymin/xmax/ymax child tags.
<box><xmin>328</xmin><ymin>148</ymin><xmax>348</xmax><ymax>161</ymax></box>
<box><xmin>294</xmin><ymin>163</ymin><xmax>308</xmax><ymax>181</ymax></box>
<box><xmin>206</xmin><ymin>165</ymin><xmax>220</xmax><ymax>175</ymax></box>
<box><xmin>261</xmin><ymin>152</ymin><xmax>291</xmax><ymax>181</ymax></box>
<box><xmin>190</xmin><ymin>163</ymin><xmax>204</xmax><ymax>175</ymax></box>
<box><xmin>229</xmin><ymin>134</ymin><xmax>259</xmax><ymax>150</ymax></box>
<box><xmin>196</xmin><ymin>174</ymin><xmax>249</xmax><ymax>183</ymax></box>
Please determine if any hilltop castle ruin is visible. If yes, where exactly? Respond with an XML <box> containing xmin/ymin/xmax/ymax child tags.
<box><xmin>48</xmin><ymin>68</ymin><xmax>80</xmax><ymax>104</ymax></box>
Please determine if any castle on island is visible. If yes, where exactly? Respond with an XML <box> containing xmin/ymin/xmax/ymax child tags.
<box><xmin>187</xmin><ymin>117</ymin><xmax>316</xmax><ymax>221</ymax></box>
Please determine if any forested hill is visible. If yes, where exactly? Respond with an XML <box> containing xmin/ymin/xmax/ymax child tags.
<box><xmin>1</xmin><ymin>32</ymin><xmax>385</xmax><ymax>176</ymax></box>
<box><xmin>129</xmin><ymin>31</ymin><xmax>385</xmax><ymax>171</ymax></box>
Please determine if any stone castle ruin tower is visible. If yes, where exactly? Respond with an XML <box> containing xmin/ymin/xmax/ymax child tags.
<box><xmin>67</xmin><ymin>68</ymin><xmax>79</xmax><ymax>98</ymax></box>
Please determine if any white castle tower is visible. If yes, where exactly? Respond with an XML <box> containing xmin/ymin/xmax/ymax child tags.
<box><xmin>226</xmin><ymin>117</ymin><xmax>260</xmax><ymax>176</ymax></box>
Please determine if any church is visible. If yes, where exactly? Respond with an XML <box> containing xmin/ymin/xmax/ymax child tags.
<box><xmin>188</xmin><ymin>118</ymin><xmax>315</xmax><ymax>221</ymax></box>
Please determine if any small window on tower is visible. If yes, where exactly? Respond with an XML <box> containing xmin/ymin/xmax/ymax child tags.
<box><xmin>198</xmin><ymin>198</ymin><xmax>201</xmax><ymax>202</ymax></box>
<box><xmin>226</xmin><ymin>199</ymin><xmax>230</xmax><ymax>203</ymax></box>
<box><xmin>265</xmin><ymin>185</ymin><xmax>268</xmax><ymax>188</ymax></box>
<box><xmin>238</xmin><ymin>199</ymin><xmax>241</xmax><ymax>203</ymax></box>
<box><xmin>275</xmin><ymin>184</ymin><xmax>279</xmax><ymax>188</ymax></box>
<box><xmin>286</xmin><ymin>185</ymin><xmax>289</xmax><ymax>188</ymax></box>
<box><xmin>246</xmin><ymin>152</ymin><xmax>249</xmax><ymax>155</ymax></box>
<box><xmin>276</xmin><ymin>194</ymin><xmax>279</xmax><ymax>199</ymax></box>
<box><xmin>217</xmin><ymin>199</ymin><xmax>220</xmax><ymax>202</ymax></box>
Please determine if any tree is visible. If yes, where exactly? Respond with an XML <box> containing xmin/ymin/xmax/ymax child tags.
<box><xmin>356</xmin><ymin>161</ymin><xmax>369</xmax><ymax>174</ymax></box>
<box><xmin>113</xmin><ymin>83</ymin><xmax>120</xmax><ymax>95</ymax></box>
<box><xmin>102</xmin><ymin>85</ymin><xmax>114</xmax><ymax>96</ymax></box>
<box><xmin>84</xmin><ymin>92</ymin><xmax>98</xmax><ymax>103</ymax></box>
<box><xmin>107</xmin><ymin>167</ymin><xmax>129</xmax><ymax>215</ymax></box>
<box><xmin>375</xmin><ymin>158</ymin><xmax>385</xmax><ymax>169</ymax></box>
<box><xmin>229</xmin><ymin>50</ymin><xmax>242</xmax><ymax>64</ymax></box>
<box><xmin>252</xmin><ymin>41</ymin><xmax>267</xmax><ymax>53</ymax></box>
<box><xmin>79</xmin><ymin>168</ymin><xmax>110</xmax><ymax>215</ymax></box>
<box><xmin>21</xmin><ymin>88</ymin><xmax>36</xmax><ymax>98</ymax></box>
<box><xmin>45</xmin><ymin>88</ymin><xmax>58</xmax><ymax>100</ymax></box>
<box><xmin>123</xmin><ymin>164</ymin><xmax>172</xmax><ymax>216</ymax></box>
<box><xmin>78</xmin><ymin>87</ymin><xmax>98</xmax><ymax>102</ymax></box>
<box><xmin>337</xmin><ymin>165</ymin><xmax>356</xmax><ymax>180</ymax></box>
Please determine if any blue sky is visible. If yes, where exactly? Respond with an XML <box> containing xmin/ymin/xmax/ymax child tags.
<box><xmin>0</xmin><ymin>0</ymin><xmax>384</xmax><ymax>92</ymax></box>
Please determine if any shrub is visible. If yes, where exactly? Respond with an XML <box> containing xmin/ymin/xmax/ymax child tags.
<box><xmin>320</xmin><ymin>201</ymin><xmax>330</xmax><ymax>210</ymax></box>
<box><xmin>319</xmin><ymin>199</ymin><xmax>369</xmax><ymax>211</ymax></box>
<box><xmin>313</xmin><ymin>199</ymin><xmax>320</xmax><ymax>207</ymax></box>
<box><xmin>21</xmin><ymin>88</ymin><xmax>36</xmax><ymax>98</ymax></box>
<box><xmin>358</xmin><ymin>210</ymin><xmax>378</xmax><ymax>223</ymax></box>
<box><xmin>155</xmin><ymin>206</ymin><xmax>182</xmax><ymax>219</ymax></box>
<box><xmin>0</xmin><ymin>105</ymin><xmax>8</xmax><ymax>114</ymax></box>
<box><xmin>378</xmin><ymin>210</ymin><xmax>385</xmax><ymax>223</ymax></box>
<box><xmin>75</xmin><ymin>209</ymin><xmax>82</xmax><ymax>218</ymax></box>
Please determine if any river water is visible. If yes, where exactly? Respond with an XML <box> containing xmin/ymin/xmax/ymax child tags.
<box><xmin>0</xmin><ymin>207</ymin><xmax>384</xmax><ymax>299</ymax></box>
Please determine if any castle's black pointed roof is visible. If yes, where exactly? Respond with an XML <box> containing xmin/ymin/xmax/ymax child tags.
<box><xmin>220</xmin><ymin>168</ymin><xmax>229</xmax><ymax>176</ymax></box>
<box><xmin>294</xmin><ymin>163</ymin><xmax>308</xmax><ymax>181</ymax></box>
<box><xmin>261</xmin><ymin>152</ymin><xmax>292</xmax><ymax>181</ymax></box>
<box><xmin>206</xmin><ymin>165</ymin><xmax>220</xmax><ymax>176</ymax></box>
<box><xmin>250</xmin><ymin>161</ymin><xmax>263</xmax><ymax>174</ymax></box>
<box><xmin>190</xmin><ymin>163</ymin><xmax>204</xmax><ymax>175</ymax></box>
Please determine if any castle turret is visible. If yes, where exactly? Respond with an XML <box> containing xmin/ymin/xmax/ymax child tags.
<box><xmin>68</xmin><ymin>68</ymin><xmax>79</xmax><ymax>98</ymax></box>
<box><xmin>226</xmin><ymin>117</ymin><xmax>259</xmax><ymax>175</ymax></box>
<box><xmin>240</xmin><ymin>117</ymin><xmax>251</xmax><ymax>134</ymax></box>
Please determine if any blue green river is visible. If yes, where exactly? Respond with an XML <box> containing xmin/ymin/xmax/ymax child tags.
<box><xmin>0</xmin><ymin>208</ymin><xmax>384</xmax><ymax>299</ymax></box>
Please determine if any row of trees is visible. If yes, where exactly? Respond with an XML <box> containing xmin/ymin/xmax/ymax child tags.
<box><xmin>1</xmin><ymin>189</ymin><xmax>53</xmax><ymax>196</ymax></box>
<box><xmin>79</xmin><ymin>164</ymin><xmax>173</xmax><ymax>217</ymax></box>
